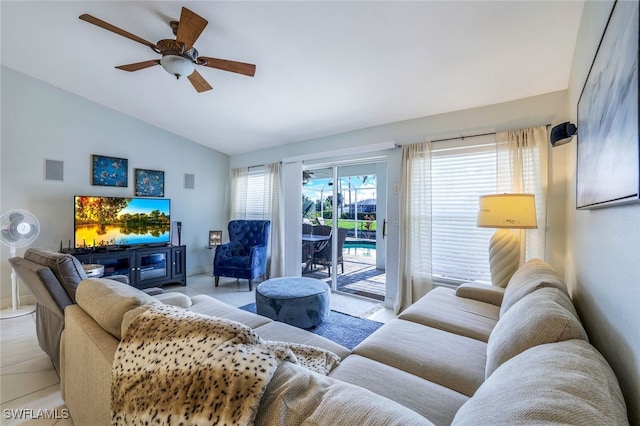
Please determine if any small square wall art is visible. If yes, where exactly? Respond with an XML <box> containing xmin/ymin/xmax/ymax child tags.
<box><xmin>135</xmin><ymin>168</ymin><xmax>165</xmax><ymax>197</ymax></box>
<box><xmin>92</xmin><ymin>155</ymin><xmax>128</xmax><ymax>187</ymax></box>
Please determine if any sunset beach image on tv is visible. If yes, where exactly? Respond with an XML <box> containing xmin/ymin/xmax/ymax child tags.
<box><xmin>74</xmin><ymin>196</ymin><xmax>170</xmax><ymax>248</ymax></box>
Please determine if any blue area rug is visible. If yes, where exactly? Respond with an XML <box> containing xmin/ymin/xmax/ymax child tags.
<box><xmin>239</xmin><ymin>303</ymin><xmax>383</xmax><ymax>350</ymax></box>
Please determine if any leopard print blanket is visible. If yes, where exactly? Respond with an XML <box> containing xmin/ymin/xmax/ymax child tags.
<box><xmin>111</xmin><ymin>304</ymin><xmax>340</xmax><ymax>425</ymax></box>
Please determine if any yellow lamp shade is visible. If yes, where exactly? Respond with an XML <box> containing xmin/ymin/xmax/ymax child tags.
<box><xmin>477</xmin><ymin>194</ymin><xmax>537</xmax><ymax>229</ymax></box>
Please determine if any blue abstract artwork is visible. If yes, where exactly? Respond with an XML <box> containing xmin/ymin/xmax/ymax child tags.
<box><xmin>577</xmin><ymin>0</ymin><xmax>639</xmax><ymax>209</ymax></box>
<box><xmin>135</xmin><ymin>168</ymin><xmax>165</xmax><ymax>197</ymax></box>
<box><xmin>92</xmin><ymin>155</ymin><xmax>128</xmax><ymax>187</ymax></box>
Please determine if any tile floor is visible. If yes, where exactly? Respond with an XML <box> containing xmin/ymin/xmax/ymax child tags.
<box><xmin>0</xmin><ymin>274</ymin><xmax>396</xmax><ymax>425</ymax></box>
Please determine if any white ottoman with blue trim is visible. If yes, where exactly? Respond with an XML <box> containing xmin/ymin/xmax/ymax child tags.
<box><xmin>256</xmin><ymin>277</ymin><xmax>330</xmax><ymax>329</ymax></box>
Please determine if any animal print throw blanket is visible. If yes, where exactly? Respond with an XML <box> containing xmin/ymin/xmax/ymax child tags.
<box><xmin>111</xmin><ymin>304</ymin><xmax>340</xmax><ymax>426</ymax></box>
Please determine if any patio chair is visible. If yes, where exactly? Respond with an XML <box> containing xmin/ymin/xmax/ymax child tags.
<box><xmin>314</xmin><ymin>227</ymin><xmax>349</xmax><ymax>276</ymax></box>
<box><xmin>305</xmin><ymin>225</ymin><xmax>330</xmax><ymax>272</ymax></box>
<box><xmin>302</xmin><ymin>223</ymin><xmax>314</xmax><ymax>266</ymax></box>
<box><xmin>302</xmin><ymin>223</ymin><xmax>313</xmax><ymax>234</ymax></box>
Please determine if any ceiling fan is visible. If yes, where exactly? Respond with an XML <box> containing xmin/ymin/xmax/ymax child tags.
<box><xmin>79</xmin><ymin>7</ymin><xmax>256</xmax><ymax>93</ymax></box>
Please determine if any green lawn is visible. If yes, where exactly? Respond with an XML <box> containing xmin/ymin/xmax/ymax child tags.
<box><xmin>319</xmin><ymin>219</ymin><xmax>377</xmax><ymax>232</ymax></box>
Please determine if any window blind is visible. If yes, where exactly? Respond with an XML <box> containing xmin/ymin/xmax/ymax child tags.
<box><xmin>245</xmin><ymin>169</ymin><xmax>267</xmax><ymax>219</ymax></box>
<box><xmin>431</xmin><ymin>139</ymin><xmax>496</xmax><ymax>285</ymax></box>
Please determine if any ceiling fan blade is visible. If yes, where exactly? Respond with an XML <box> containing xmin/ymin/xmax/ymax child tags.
<box><xmin>176</xmin><ymin>7</ymin><xmax>208</xmax><ymax>49</ymax></box>
<box><xmin>116</xmin><ymin>60</ymin><xmax>161</xmax><ymax>72</ymax></box>
<box><xmin>79</xmin><ymin>14</ymin><xmax>158</xmax><ymax>51</ymax></box>
<box><xmin>198</xmin><ymin>57</ymin><xmax>256</xmax><ymax>77</ymax></box>
<box><xmin>188</xmin><ymin>70</ymin><xmax>213</xmax><ymax>93</ymax></box>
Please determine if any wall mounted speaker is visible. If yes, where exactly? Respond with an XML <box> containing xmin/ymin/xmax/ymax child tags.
<box><xmin>184</xmin><ymin>173</ymin><xmax>195</xmax><ymax>189</ymax></box>
<box><xmin>44</xmin><ymin>159</ymin><xmax>64</xmax><ymax>181</ymax></box>
<box><xmin>550</xmin><ymin>122</ymin><xmax>577</xmax><ymax>147</ymax></box>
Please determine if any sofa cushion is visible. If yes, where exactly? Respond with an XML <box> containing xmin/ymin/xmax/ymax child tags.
<box><xmin>501</xmin><ymin>258</ymin><xmax>567</xmax><ymax>316</ymax></box>
<box><xmin>398</xmin><ymin>287</ymin><xmax>499</xmax><ymax>342</ymax></box>
<box><xmin>330</xmin><ymin>354</ymin><xmax>468</xmax><ymax>425</ymax></box>
<box><xmin>486</xmin><ymin>287</ymin><xmax>588</xmax><ymax>377</ymax></box>
<box><xmin>25</xmin><ymin>247</ymin><xmax>87</xmax><ymax>301</ymax></box>
<box><xmin>453</xmin><ymin>340</ymin><xmax>629</xmax><ymax>425</ymax></box>
<box><xmin>76</xmin><ymin>278</ymin><xmax>159</xmax><ymax>339</ymax></box>
<box><xmin>353</xmin><ymin>319</ymin><xmax>487</xmax><ymax>396</ymax></box>
<box><xmin>256</xmin><ymin>361</ymin><xmax>434</xmax><ymax>426</ymax></box>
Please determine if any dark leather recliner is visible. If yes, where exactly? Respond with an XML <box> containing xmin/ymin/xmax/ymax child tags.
<box><xmin>213</xmin><ymin>220</ymin><xmax>271</xmax><ymax>291</ymax></box>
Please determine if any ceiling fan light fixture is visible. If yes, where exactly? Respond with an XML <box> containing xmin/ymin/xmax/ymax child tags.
<box><xmin>160</xmin><ymin>54</ymin><xmax>194</xmax><ymax>79</ymax></box>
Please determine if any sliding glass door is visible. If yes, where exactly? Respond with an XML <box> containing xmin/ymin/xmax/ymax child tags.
<box><xmin>302</xmin><ymin>161</ymin><xmax>387</xmax><ymax>301</ymax></box>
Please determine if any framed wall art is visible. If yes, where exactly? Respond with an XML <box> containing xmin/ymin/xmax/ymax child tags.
<box><xmin>135</xmin><ymin>168</ymin><xmax>165</xmax><ymax>197</ymax></box>
<box><xmin>92</xmin><ymin>155</ymin><xmax>128</xmax><ymax>187</ymax></box>
<box><xmin>209</xmin><ymin>230</ymin><xmax>222</xmax><ymax>246</ymax></box>
<box><xmin>576</xmin><ymin>0</ymin><xmax>639</xmax><ymax>209</ymax></box>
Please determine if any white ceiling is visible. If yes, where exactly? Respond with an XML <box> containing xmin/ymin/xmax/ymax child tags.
<box><xmin>1</xmin><ymin>1</ymin><xmax>584</xmax><ymax>156</ymax></box>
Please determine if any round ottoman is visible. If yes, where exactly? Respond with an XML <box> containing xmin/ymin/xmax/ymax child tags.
<box><xmin>256</xmin><ymin>277</ymin><xmax>330</xmax><ymax>328</ymax></box>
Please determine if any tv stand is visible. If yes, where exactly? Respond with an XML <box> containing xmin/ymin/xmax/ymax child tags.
<box><xmin>67</xmin><ymin>245</ymin><xmax>186</xmax><ymax>290</ymax></box>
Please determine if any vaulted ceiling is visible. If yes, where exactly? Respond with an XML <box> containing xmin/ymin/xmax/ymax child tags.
<box><xmin>1</xmin><ymin>1</ymin><xmax>584</xmax><ymax>155</ymax></box>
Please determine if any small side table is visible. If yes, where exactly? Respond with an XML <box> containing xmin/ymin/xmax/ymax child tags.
<box><xmin>82</xmin><ymin>264</ymin><xmax>104</xmax><ymax>278</ymax></box>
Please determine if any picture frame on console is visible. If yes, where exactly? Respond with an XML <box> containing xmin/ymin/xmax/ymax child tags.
<box><xmin>92</xmin><ymin>155</ymin><xmax>128</xmax><ymax>187</ymax></box>
<box><xmin>209</xmin><ymin>230</ymin><xmax>222</xmax><ymax>246</ymax></box>
<box><xmin>135</xmin><ymin>168</ymin><xmax>165</xmax><ymax>197</ymax></box>
<box><xmin>576</xmin><ymin>0</ymin><xmax>639</xmax><ymax>209</ymax></box>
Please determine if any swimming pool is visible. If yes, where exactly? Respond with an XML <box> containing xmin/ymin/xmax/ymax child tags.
<box><xmin>344</xmin><ymin>241</ymin><xmax>376</xmax><ymax>249</ymax></box>
<box><xmin>343</xmin><ymin>241</ymin><xmax>376</xmax><ymax>258</ymax></box>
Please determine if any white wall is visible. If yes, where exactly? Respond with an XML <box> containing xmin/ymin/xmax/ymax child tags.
<box><xmin>564</xmin><ymin>1</ymin><xmax>640</xmax><ymax>423</ymax></box>
<box><xmin>1</xmin><ymin>67</ymin><xmax>230</xmax><ymax>306</ymax></box>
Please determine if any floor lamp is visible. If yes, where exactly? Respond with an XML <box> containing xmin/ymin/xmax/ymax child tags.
<box><xmin>477</xmin><ymin>194</ymin><xmax>537</xmax><ymax>288</ymax></box>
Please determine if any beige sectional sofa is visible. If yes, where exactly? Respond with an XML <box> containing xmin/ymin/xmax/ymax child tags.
<box><xmin>60</xmin><ymin>259</ymin><xmax>629</xmax><ymax>425</ymax></box>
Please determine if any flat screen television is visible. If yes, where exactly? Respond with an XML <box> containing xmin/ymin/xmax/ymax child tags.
<box><xmin>74</xmin><ymin>196</ymin><xmax>171</xmax><ymax>248</ymax></box>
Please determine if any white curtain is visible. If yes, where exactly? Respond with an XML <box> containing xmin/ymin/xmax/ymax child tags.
<box><xmin>230</xmin><ymin>167</ymin><xmax>249</xmax><ymax>220</ymax></box>
<box><xmin>496</xmin><ymin>126</ymin><xmax>548</xmax><ymax>263</ymax></box>
<box><xmin>229</xmin><ymin>163</ymin><xmax>284</xmax><ymax>278</ymax></box>
<box><xmin>395</xmin><ymin>142</ymin><xmax>433</xmax><ymax>314</ymax></box>
<box><xmin>263</xmin><ymin>162</ymin><xmax>284</xmax><ymax>277</ymax></box>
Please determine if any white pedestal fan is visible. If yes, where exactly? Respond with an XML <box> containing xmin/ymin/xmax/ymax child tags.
<box><xmin>0</xmin><ymin>210</ymin><xmax>40</xmax><ymax>319</ymax></box>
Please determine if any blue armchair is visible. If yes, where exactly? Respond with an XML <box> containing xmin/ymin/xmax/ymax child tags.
<box><xmin>214</xmin><ymin>220</ymin><xmax>271</xmax><ymax>291</ymax></box>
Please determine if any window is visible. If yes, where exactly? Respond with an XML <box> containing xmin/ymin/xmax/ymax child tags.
<box><xmin>399</xmin><ymin>127</ymin><xmax>547</xmax><ymax>302</ymax></box>
<box><xmin>231</xmin><ymin>167</ymin><xmax>269</xmax><ymax>220</ymax></box>
<box><xmin>431</xmin><ymin>137</ymin><xmax>496</xmax><ymax>285</ymax></box>
<box><xmin>245</xmin><ymin>169</ymin><xmax>268</xmax><ymax>219</ymax></box>
<box><xmin>231</xmin><ymin>164</ymin><xmax>281</xmax><ymax>222</ymax></box>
